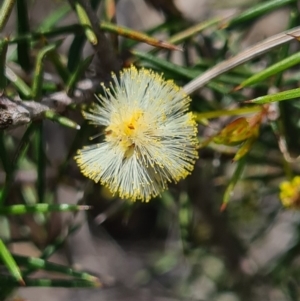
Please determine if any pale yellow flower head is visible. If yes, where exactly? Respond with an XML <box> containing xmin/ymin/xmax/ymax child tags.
<box><xmin>75</xmin><ymin>66</ymin><xmax>198</xmax><ymax>202</ymax></box>
<box><xmin>279</xmin><ymin>176</ymin><xmax>300</xmax><ymax>208</ymax></box>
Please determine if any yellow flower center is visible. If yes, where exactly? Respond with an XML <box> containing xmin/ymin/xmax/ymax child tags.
<box><xmin>105</xmin><ymin>109</ymin><xmax>145</xmax><ymax>156</ymax></box>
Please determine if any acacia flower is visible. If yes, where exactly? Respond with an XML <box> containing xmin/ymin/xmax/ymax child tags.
<box><xmin>279</xmin><ymin>176</ymin><xmax>300</xmax><ymax>208</ymax></box>
<box><xmin>75</xmin><ymin>66</ymin><xmax>198</xmax><ymax>202</ymax></box>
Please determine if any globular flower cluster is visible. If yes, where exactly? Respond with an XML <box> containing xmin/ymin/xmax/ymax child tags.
<box><xmin>75</xmin><ymin>66</ymin><xmax>198</xmax><ymax>202</ymax></box>
<box><xmin>279</xmin><ymin>176</ymin><xmax>300</xmax><ymax>208</ymax></box>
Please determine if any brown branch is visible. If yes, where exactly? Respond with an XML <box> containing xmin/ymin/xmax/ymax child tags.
<box><xmin>0</xmin><ymin>78</ymin><xmax>96</xmax><ymax>130</ymax></box>
<box><xmin>1</xmin><ymin>1</ymin><xmax>123</xmax><ymax>131</ymax></box>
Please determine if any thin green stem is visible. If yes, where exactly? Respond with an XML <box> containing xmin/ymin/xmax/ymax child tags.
<box><xmin>0</xmin><ymin>0</ymin><xmax>16</xmax><ymax>31</ymax></box>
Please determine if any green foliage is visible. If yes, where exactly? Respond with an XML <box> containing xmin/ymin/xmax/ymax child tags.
<box><xmin>1</xmin><ymin>0</ymin><xmax>300</xmax><ymax>300</ymax></box>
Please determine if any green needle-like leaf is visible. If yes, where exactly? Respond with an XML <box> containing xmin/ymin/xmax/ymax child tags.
<box><xmin>44</xmin><ymin>111</ymin><xmax>81</xmax><ymax>130</ymax></box>
<box><xmin>236</xmin><ymin>51</ymin><xmax>300</xmax><ymax>90</ymax></box>
<box><xmin>222</xmin><ymin>0</ymin><xmax>297</xmax><ymax>28</ymax></box>
<box><xmin>39</xmin><ymin>224</ymin><xmax>80</xmax><ymax>260</ymax></box>
<box><xmin>66</xmin><ymin>54</ymin><xmax>94</xmax><ymax>95</ymax></box>
<box><xmin>168</xmin><ymin>17</ymin><xmax>220</xmax><ymax>45</ymax></box>
<box><xmin>0</xmin><ymin>276</ymin><xmax>101</xmax><ymax>288</ymax></box>
<box><xmin>101</xmin><ymin>21</ymin><xmax>181</xmax><ymax>51</ymax></box>
<box><xmin>47</xmin><ymin>50</ymin><xmax>70</xmax><ymax>84</ymax></box>
<box><xmin>32</xmin><ymin>43</ymin><xmax>57</xmax><ymax>100</ymax></box>
<box><xmin>248</xmin><ymin>87</ymin><xmax>300</xmax><ymax>104</ymax></box>
<box><xmin>0</xmin><ymin>239</ymin><xmax>24</xmax><ymax>285</ymax></box>
<box><xmin>133</xmin><ymin>50</ymin><xmax>199</xmax><ymax>79</ymax></box>
<box><xmin>23</xmin><ymin>278</ymin><xmax>101</xmax><ymax>287</ymax></box>
<box><xmin>0</xmin><ymin>38</ymin><xmax>8</xmax><ymax>90</ymax></box>
<box><xmin>133</xmin><ymin>50</ymin><xmax>230</xmax><ymax>93</ymax></box>
<box><xmin>221</xmin><ymin>155</ymin><xmax>248</xmax><ymax>210</ymax></box>
<box><xmin>5</xmin><ymin>66</ymin><xmax>32</xmax><ymax>99</ymax></box>
<box><xmin>16</xmin><ymin>0</ymin><xmax>31</xmax><ymax>72</ymax></box>
<box><xmin>0</xmin><ymin>123</ymin><xmax>36</xmax><ymax>205</ymax></box>
<box><xmin>14</xmin><ymin>254</ymin><xmax>97</xmax><ymax>282</ymax></box>
<box><xmin>0</xmin><ymin>132</ymin><xmax>10</xmax><ymax>174</ymax></box>
<box><xmin>194</xmin><ymin>106</ymin><xmax>261</xmax><ymax>121</ymax></box>
<box><xmin>67</xmin><ymin>34</ymin><xmax>85</xmax><ymax>72</ymax></box>
<box><xmin>38</xmin><ymin>4</ymin><xmax>71</xmax><ymax>31</ymax></box>
<box><xmin>0</xmin><ymin>0</ymin><xmax>16</xmax><ymax>32</ymax></box>
<box><xmin>0</xmin><ymin>204</ymin><xmax>90</xmax><ymax>215</ymax></box>
<box><xmin>74</xmin><ymin>1</ymin><xmax>97</xmax><ymax>45</ymax></box>
<box><xmin>36</xmin><ymin>124</ymin><xmax>46</xmax><ymax>203</ymax></box>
